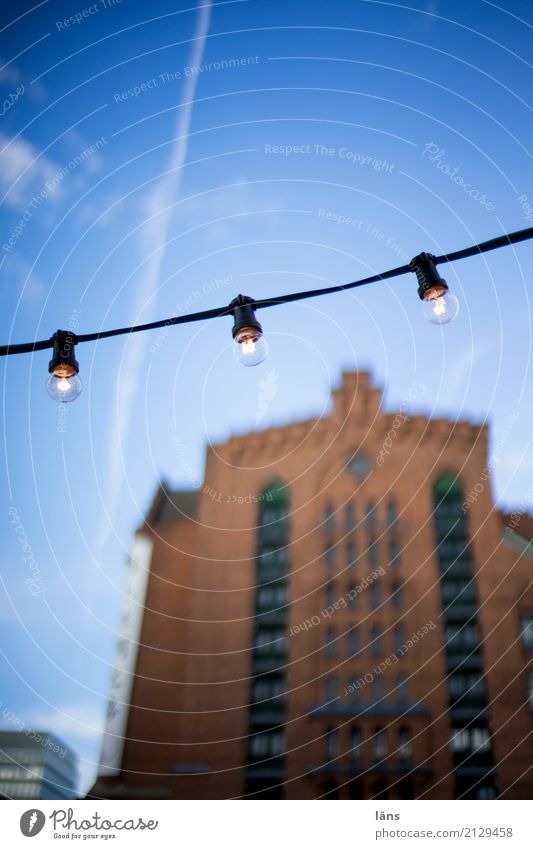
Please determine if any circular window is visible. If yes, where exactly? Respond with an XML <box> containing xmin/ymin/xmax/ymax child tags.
<box><xmin>347</xmin><ymin>452</ymin><xmax>372</xmax><ymax>479</ymax></box>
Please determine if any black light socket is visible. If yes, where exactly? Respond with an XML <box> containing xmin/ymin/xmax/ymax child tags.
<box><xmin>48</xmin><ymin>330</ymin><xmax>79</xmax><ymax>378</ymax></box>
<box><xmin>229</xmin><ymin>294</ymin><xmax>263</xmax><ymax>339</ymax></box>
<box><xmin>409</xmin><ymin>252</ymin><xmax>449</xmax><ymax>300</ymax></box>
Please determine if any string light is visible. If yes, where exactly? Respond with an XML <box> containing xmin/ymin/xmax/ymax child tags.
<box><xmin>230</xmin><ymin>295</ymin><xmax>269</xmax><ymax>367</ymax></box>
<box><xmin>46</xmin><ymin>331</ymin><xmax>82</xmax><ymax>403</ymax></box>
<box><xmin>410</xmin><ymin>252</ymin><xmax>460</xmax><ymax>325</ymax></box>
<box><xmin>0</xmin><ymin>226</ymin><xmax>531</xmax><ymax>403</ymax></box>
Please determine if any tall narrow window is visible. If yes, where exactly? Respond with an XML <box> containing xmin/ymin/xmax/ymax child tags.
<box><xmin>394</xmin><ymin>624</ymin><xmax>405</xmax><ymax>653</ymax></box>
<box><xmin>373</xmin><ymin>727</ymin><xmax>387</xmax><ymax>759</ymax></box>
<box><xmin>345</xmin><ymin>503</ymin><xmax>356</xmax><ymax>531</ymax></box>
<box><xmin>389</xmin><ymin>538</ymin><xmax>400</xmax><ymax>565</ymax></box>
<box><xmin>325</xmin><ymin>676</ymin><xmax>338</xmax><ymax>701</ymax></box>
<box><xmin>391</xmin><ymin>580</ymin><xmax>403</xmax><ymax>608</ymax></box>
<box><xmin>324</xmin><ymin>503</ymin><xmax>335</xmax><ymax>530</ymax></box>
<box><xmin>324</xmin><ymin>543</ymin><xmax>335</xmax><ymax>570</ymax></box>
<box><xmin>373</xmin><ymin>676</ymin><xmax>385</xmax><ymax>700</ymax></box>
<box><xmin>350</xmin><ymin>728</ymin><xmax>362</xmax><ymax>763</ymax></box>
<box><xmin>433</xmin><ymin>473</ymin><xmax>493</xmax><ymax>800</ymax></box>
<box><xmin>326</xmin><ymin>729</ymin><xmax>338</xmax><ymax>760</ymax></box>
<box><xmin>370</xmin><ymin>625</ymin><xmax>383</xmax><ymax>657</ymax></box>
<box><xmin>347</xmin><ymin>673</ymin><xmax>362</xmax><ymax>697</ymax></box>
<box><xmin>247</xmin><ymin>481</ymin><xmax>290</xmax><ymax>798</ymax></box>
<box><xmin>325</xmin><ymin>627</ymin><xmax>337</xmax><ymax>658</ymax></box>
<box><xmin>520</xmin><ymin>614</ymin><xmax>533</xmax><ymax>651</ymax></box>
<box><xmin>366</xmin><ymin>501</ymin><xmax>377</xmax><ymax>534</ymax></box>
<box><xmin>386</xmin><ymin>497</ymin><xmax>398</xmax><ymax>528</ymax></box>
<box><xmin>395</xmin><ymin>673</ymin><xmax>408</xmax><ymax>702</ymax></box>
<box><xmin>348</xmin><ymin>626</ymin><xmax>359</xmax><ymax>656</ymax></box>
<box><xmin>398</xmin><ymin>726</ymin><xmax>412</xmax><ymax>761</ymax></box>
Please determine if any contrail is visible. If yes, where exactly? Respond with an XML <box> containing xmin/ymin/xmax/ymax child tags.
<box><xmin>95</xmin><ymin>2</ymin><xmax>213</xmax><ymax>559</ymax></box>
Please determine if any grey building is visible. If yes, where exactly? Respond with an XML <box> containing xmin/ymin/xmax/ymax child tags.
<box><xmin>0</xmin><ymin>730</ymin><xmax>78</xmax><ymax>799</ymax></box>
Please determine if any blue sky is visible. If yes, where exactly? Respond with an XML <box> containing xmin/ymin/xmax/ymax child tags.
<box><xmin>0</xmin><ymin>0</ymin><xmax>532</xmax><ymax>795</ymax></box>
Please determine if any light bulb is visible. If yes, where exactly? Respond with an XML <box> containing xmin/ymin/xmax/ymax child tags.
<box><xmin>47</xmin><ymin>330</ymin><xmax>82</xmax><ymax>403</ymax></box>
<box><xmin>422</xmin><ymin>287</ymin><xmax>460</xmax><ymax>325</ymax></box>
<box><xmin>46</xmin><ymin>371</ymin><xmax>82</xmax><ymax>402</ymax></box>
<box><xmin>233</xmin><ymin>327</ymin><xmax>268</xmax><ymax>367</ymax></box>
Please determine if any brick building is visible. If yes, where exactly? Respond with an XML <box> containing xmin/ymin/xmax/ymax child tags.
<box><xmin>90</xmin><ymin>372</ymin><xmax>533</xmax><ymax>800</ymax></box>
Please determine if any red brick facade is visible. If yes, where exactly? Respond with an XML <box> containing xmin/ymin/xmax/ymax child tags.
<box><xmin>91</xmin><ymin>372</ymin><xmax>533</xmax><ymax>800</ymax></box>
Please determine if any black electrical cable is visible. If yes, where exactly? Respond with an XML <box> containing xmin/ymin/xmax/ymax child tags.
<box><xmin>1</xmin><ymin>226</ymin><xmax>532</xmax><ymax>357</ymax></box>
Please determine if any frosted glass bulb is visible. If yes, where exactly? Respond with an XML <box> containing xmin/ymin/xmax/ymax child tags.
<box><xmin>422</xmin><ymin>288</ymin><xmax>459</xmax><ymax>325</ymax></box>
<box><xmin>233</xmin><ymin>327</ymin><xmax>268</xmax><ymax>366</ymax></box>
<box><xmin>46</xmin><ymin>372</ymin><xmax>82</xmax><ymax>402</ymax></box>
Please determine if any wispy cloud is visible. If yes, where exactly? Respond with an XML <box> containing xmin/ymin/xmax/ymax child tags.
<box><xmin>0</xmin><ymin>252</ymin><xmax>46</xmax><ymax>305</ymax></box>
<box><xmin>96</xmin><ymin>1</ymin><xmax>213</xmax><ymax>555</ymax></box>
<box><xmin>0</xmin><ymin>57</ymin><xmax>22</xmax><ymax>86</ymax></box>
<box><xmin>0</xmin><ymin>131</ymin><xmax>57</xmax><ymax>209</ymax></box>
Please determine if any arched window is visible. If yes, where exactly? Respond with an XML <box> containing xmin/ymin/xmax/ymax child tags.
<box><xmin>433</xmin><ymin>472</ymin><xmax>464</xmax><ymax>504</ymax></box>
<box><xmin>259</xmin><ymin>481</ymin><xmax>290</xmax><ymax>523</ymax></box>
<box><xmin>347</xmin><ymin>540</ymin><xmax>356</xmax><ymax>568</ymax></box>
<box><xmin>433</xmin><ymin>474</ymin><xmax>471</xmax><ymax>565</ymax></box>
<box><xmin>369</xmin><ymin>580</ymin><xmax>380</xmax><ymax>609</ymax></box>
<box><xmin>257</xmin><ymin>481</ymin><xmax>290</xmax><ymax>554</ymax></box>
